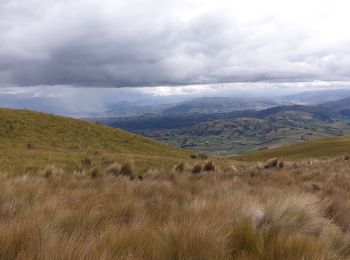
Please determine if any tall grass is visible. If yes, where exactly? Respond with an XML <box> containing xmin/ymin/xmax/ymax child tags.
<box><xmin>0</xmin><ymin>158</ymin><xmax>349</xmax><ymax>259</ymax></box>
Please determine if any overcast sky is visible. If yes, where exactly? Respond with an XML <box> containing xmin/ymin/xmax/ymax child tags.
<box><xmin>2</xmin><ymin>0</ymin><xmax>350</xmax><ymax>88</ymax></box>
<box><xmin>1</xmin><ymin>0</ymin><xmax>350</xmax><ymax>113</ymax></box>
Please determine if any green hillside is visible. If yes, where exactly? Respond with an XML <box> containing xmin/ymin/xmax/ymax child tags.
<box><xmin>237</xmin><ymin>135</ymin><xmax>350</xmax><ymax>161</ymax></box>
<box><xmin>0</xmin><ymin>108</ymin><xmax>189</xmax><ymax>174</ymax></box>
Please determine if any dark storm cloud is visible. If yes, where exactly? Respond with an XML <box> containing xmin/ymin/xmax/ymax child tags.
<box><xmin>1</xmin><ymin>0</ymin><xmax>350</xmax><ymax>87</ymax></box>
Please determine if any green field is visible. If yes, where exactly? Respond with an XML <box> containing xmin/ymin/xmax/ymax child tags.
<box><xmin>146</xmin><ymin>119</ymin><xmax>350</xmax><ymax>156</ymax></box>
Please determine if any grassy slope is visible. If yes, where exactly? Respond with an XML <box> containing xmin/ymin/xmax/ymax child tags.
<box><xmin>238</xmin><ymin>135</ymin><xmax>350</xmax><ymax>161</ymax></box>
<box><xmin>0</xmin><ymin>108</ymin><xmax>189</xmax><ymax>174</ymax></box>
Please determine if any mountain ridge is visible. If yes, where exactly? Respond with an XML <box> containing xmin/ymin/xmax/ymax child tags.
<box><xmin>90</xmin><ymin>97</ymin><xmax>350</xmax><ymax>155</ymax></box>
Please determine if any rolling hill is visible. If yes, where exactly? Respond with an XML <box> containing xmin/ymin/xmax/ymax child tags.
<box><xmin>92</xmin><ymin>97</ymin><xmax>350</xmax><ymax>132</ymax></box>
<box><xmin>88</xmin><ymin>89</ymin><xmax>350</xmax><ymax>118</ymax></box>
<box><xmin>238</xmin><ymin>134</ymin><xmax>350</xmax><ymax>161</ymax></box>
<box><xmin>162</xmin><ymin>97</ymin><xmax>279</xmax><ymax>114</ymax></box>
<box><xmin>0</xmin><ymin>108</ymin><xmax>189</xmax><ymax>174</ymax></box>
<box><xmin>154</xmin><ymin>110</ymin><xmax>346</xmax><ymax>155</ymax></box>
<box><xmin>93</xmin><ymin>97</ymin><xmax>350</xmax><ymax>155</ymax></box>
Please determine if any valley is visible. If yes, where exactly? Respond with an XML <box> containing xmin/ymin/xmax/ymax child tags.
<box><xmin>3</xmin><ymin>1</ymin><xmax>350</xmax><ymax>258</ymax></box>
<box><xmin>90</xmin><ymin>95</ymin><xmax>350</xmax><ymax>155</ymax></box>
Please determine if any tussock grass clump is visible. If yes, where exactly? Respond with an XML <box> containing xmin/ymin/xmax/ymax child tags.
<box><xmin>198</xmin><ymin>153</ymin><xmax>208</xmax><ymax>160</ymax></box>
<box><xmin>265</xmin><ymin>158</ymin><xmax>278</xmax><ymax>168</ymax></box>
<box><xmin>278</xmin><ymin>161</ymin><xmax>284</xmax><ymax>168</ymax></box>
<box><xmin>41</xmin><ymin>165</ymin><xmax>64</xmax><ymax>178</ymax></box>
<box><xmin>89</xmin><ymin>167</ymin><xmax>100</xmax><ymax>178</ymax></box>
<box><xmin>264</xmin><ymin>158</ymin><xmax>284</xmax><ymax>169</ymax></box>
<box><xmin>227</xmin><ymin>194</ymin><xmax>341</xmax><ymax>259</ymax></box>
<box><xmin>26</xmin><ymin>143</ymin><xmax>33</xmax><ymax>150</ymax></box>
<box><xmin>189</xmin><ymin>153</ymin><xmax>208</xmax><ymax>160</ymax></box>
<box><xmin>82</xmin><ymin>158</ymin><xmax>92</xmax><ymax>169</ymax></box>
<box><xmin>120</xmin><ymin>162</ymin><xmax>133</xmax><ymax>176</ymax></box>
<box><xmin>107</xmin><ymin>163</ymin><xmax>121</xmax><ymax>176</ymax></box>
<box><xmin>191</xmin><ymin>164</ymin><xmax>202</xmax><ymax>174</ymax></box>
<box><xmin>260</xmin><ymin>195</ymin><xmax>337</xmax><ymax>237</ymax></box>
<box><xmin>204</xmin><ymin>161</ymin><xmax>215</xmax><ymax>171</ymax></box>
<box><xmin>228</xmin><ymin>220</ymin><xmax>264</xmax><ymax>257</ymax></box>
<box><xmin>175</xmin><ymin>162</ymin><xmax>185</xmax><ymax>173</ymax></box>
<box><xmin>313</xmin><ymin>183</ymin><xmax>321</xmax><ymax>191</ymax></box>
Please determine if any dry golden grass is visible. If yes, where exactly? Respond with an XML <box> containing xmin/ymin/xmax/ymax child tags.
<box><xmin>0</xmin><ymin>158</ymin><xmax>350</xmax><ymax>259</ymax></box>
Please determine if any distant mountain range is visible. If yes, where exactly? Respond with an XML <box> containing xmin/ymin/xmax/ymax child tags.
<box><xmin>162</xmin><ymin>97</ymin><xmax>279</xmax><ymax>114</ymax></box>
<box><xmin>279</xmin><ymin>88</ymin><xmax>350</xmax><ymax>105</ymax></box>
<box><xmin>89</xmin><ymin>94</ymin><xmax>350</xmax><ymax>155</ymax></box>
<box><xmin>87</xmin><ymin>88</ymin><xmax>350</xmax><ymax>118</ymax></box>
<box><xmin>88</xmin><ymin>96</ymin><xmax>280</xmax><ymax>118</ymax></box>
<box><xmin>90</xmin><ymin>96</ymin><xmax>350</xmax><ymax>130</ymax></box>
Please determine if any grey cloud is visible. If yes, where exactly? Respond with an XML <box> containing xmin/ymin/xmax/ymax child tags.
<box><xmin>1</xmin><ymin>0</ymin><xmax>350</xmax><ymax>87</ymax></box>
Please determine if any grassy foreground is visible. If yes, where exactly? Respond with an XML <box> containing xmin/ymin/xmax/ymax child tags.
<box><xmin>1</xmin><ymin>158</ymin><xmax>350</xmax><ymax>259</ymax></box>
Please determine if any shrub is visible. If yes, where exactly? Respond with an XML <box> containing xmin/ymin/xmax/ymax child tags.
<box><xmin>120</xmin><ymin>162</ymin><xmax>133</xmax><ymax>176</ymax></box>
<box><xmin>175</xmin><ymin>163</ymin><xmax>185</xmax><ymax>173</ymax></box>
<box><xmin>191</xmin><ymin>164</ymin><xmax>202</xmax><ymax>174</ymax></box>
<box><xmin>204</xmin><ymin>161</ymin><xmax>215</xmax><ymax>172</ymax></box>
